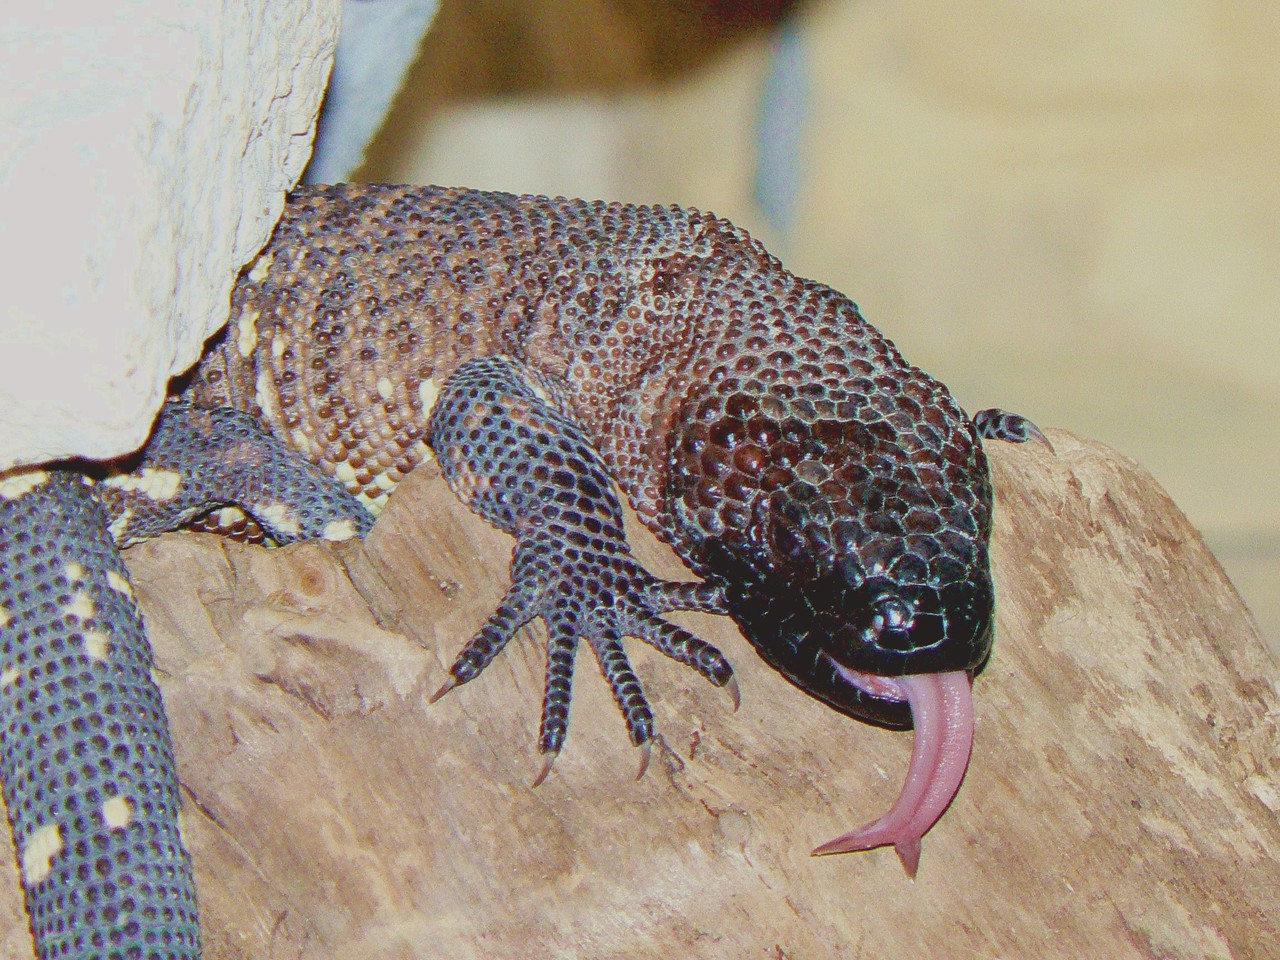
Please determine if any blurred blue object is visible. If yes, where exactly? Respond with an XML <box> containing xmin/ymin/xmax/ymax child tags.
<box><xmin>305</xmin><ymin>0</ymin><xmax>439</xmax><ymax>183</ymax></box>
<box><xmin>754</xmin><ymin>17</ymin><xmax>808</xmax><ymax>240</ymax></box>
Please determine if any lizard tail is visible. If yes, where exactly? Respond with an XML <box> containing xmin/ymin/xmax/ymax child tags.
<box><xmin>0</xmin><ymin>470</ymin><xmax>200</xmax><ymax>958</ymax></box>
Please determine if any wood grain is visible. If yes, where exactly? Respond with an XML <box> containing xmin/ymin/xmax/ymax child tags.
<box><xmin>1</xmin><ymin>431</ymin><xmax>1275</xmax><ymax>958</ymax></box>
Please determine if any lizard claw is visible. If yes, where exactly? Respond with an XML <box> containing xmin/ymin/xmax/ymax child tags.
<box><xmin>532</xmin><ymin>752</ymin><xmax>558</xmax><ymax>788</ymax></box>
<box><xmin>725</xmin><ymin>675</ymin><xmax>741</xmax><ymax>712</ymax></box>
<box><xmin>635</xmin><ymin>740</ymin><xmax>653</xmax><ymax>781</ymax></box>
<box><xmin>428</xmin><ymin>676</ymin><xmax>457</xmax><ymax>704</ymax></box>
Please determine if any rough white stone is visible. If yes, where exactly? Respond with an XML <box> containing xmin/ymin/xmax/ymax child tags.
<box><xmin>0</xmin><ymin>2</ymin><xmax>342</xmax><ymax>470</ymax></box>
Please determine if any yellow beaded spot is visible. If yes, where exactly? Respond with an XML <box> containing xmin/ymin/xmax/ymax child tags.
<box><xmin>63</xmin><ymin>592</ymin><xmax>95</xmax><ymax>620</ymax></box>
<box><xmin>108</xmin><ymin>508</ymin><xmax>134</xmax><ymax>542</ymax></box>
<box><xmin>322</xmin><ymin>518</ymin><xmax>357</xmax><ymax>542</ymax></box>
<box><xmin>215</xmin><ymin>507</ymin><xmax>245</xmax><ymax>528</ymax></box>
<box><xmin>355</xmin><ymin>490</ymin><xmax>391</xmax><ymax>513</ymax></box>
<box><xmin>237</xmin><ymin>307</ymin><xmax>260</xmax><ymax>357</ymax></box>
<box><xmin>0</xmin><ymin>470</ymin><xmax>48</xmax><ymax>500</ymax></box>
<box><xmin>103</xmin><ymin>468</ymin><xmax>182</xmax><ymax>502</ymax></box>
<box><xmin>21</xmin><ymin>824</ymin><xmax>63</xmax><ymax>886</ymax></box>
<box><xmin>256</xmin><ymin>503</ymin><xmax>301</xmax><ymax>537</ymax></box>
<box><xmin>418</xmin><ymin>378</ymin><xmax>441</xmax><ymax>418</ymax></box>
<box><xmin>255</xmin><ymin>368</ymin><xmax>280</xmax><ymax>423</ymax></box>
<box><xmin>246</xmin><ymin>252</ymin><xmax>275</xmax><ymax>283</ymax></box>
<box><xmin>100</xmin><ymin>796</ymin><xmax>133</xmax><ymax>830</ymax></box>
<box><xmin>83</xmin><ymin>631</ymin><xmax>110</xmax><ymax>661</ymax></box>
<box><xmin>106</xmin><ymin>571</ymin><xmax>134</xmax><ymax>598</ymax></box>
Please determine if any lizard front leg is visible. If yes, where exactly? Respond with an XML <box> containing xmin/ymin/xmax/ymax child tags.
<box><xmin>426</xmin><ymin>356</ymin><xmax>737</xmax><ymax>783</ymax></box>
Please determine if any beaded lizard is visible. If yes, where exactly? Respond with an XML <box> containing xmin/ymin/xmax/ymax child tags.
<box><xmin>0</xmin><ymin>183</ymin><xmax>1042</xmax><ymax>959</ymax></box>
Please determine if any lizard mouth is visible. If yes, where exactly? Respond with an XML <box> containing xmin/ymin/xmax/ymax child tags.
<box><xmin>810</xmin><ymin>656</ymin><xmax>974</xmax><ymax>878</ymax></box>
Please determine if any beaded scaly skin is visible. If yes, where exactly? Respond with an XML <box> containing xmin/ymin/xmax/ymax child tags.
<box><xmin>0</xmin><ymin>183</ymin><xmax>1040</xmax><ymax>958</ymax></box>
<box><xmin>197</xmin><ymin>185</ymin><xmax>1009</xmax><ymax>717</ymax></box>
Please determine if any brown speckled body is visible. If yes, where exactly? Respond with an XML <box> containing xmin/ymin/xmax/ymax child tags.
<box><xmin>193</xmin><ymin>183</ymin><xmax>995</xmax><ymax>723</ymax></box>
<box><xmin>194</xmin><ymin>183</ymin><xmax>746</xmax><ymax>517</ymax></box>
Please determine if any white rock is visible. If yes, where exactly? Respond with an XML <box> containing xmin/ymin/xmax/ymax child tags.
<box><xmin>0</xmin><ymin>2</ymin><xmax>341</xmax><ymax>470</ymax></box>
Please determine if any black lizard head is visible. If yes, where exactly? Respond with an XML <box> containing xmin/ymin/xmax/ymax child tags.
<box><xmin>699</xmin><ymin>532</ymin><xmax>994</xmax><ymax>729</ymax></box>
<box><xmin>665</xmin><ymin>303</ymin><xmax>996</xmax><ymax>729</ymax></box>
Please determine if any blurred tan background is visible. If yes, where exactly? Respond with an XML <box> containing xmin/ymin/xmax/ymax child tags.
<box><xmin>354</xmin><ymin>0</ymin><xmax>1278</xmax><ymax>657</ymax></box>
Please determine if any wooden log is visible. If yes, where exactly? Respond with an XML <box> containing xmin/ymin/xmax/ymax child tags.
<box><xmin>1</xmin><ymin>431</ymin><xmax>1275</xmax><ymax>958</ymax></box>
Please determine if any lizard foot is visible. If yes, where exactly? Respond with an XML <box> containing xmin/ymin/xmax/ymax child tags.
<box><xmin>427</xmin><ymin>356</ymin><xmax>736</xmax><ymax>779</ymax></box>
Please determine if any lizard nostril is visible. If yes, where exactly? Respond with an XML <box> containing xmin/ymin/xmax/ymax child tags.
<box><xmin>870</xmin><ymin>595</ymin><xmax>916</xmax><ymax>651</ymax></box>
<box><xmin>874</xmin><ymin>596</ymin><xmax>912</xmax><ymax>632</ymax></box>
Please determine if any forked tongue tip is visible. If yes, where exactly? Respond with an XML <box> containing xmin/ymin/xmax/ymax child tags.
<box><xmin>894</xmin><ymin>838</ymin><xmax>922</xmax><ymax>879</ymax></box>
<box><xmin>812</xmin><ymin>669</ymin><xmax>974</xmax><ymax>876</ymax></box>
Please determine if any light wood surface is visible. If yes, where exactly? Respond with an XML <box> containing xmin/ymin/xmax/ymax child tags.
<box><xmin>3</xmin><ymin>431</ymin><xmax>1270</xmax><ymax>958</ymax></box>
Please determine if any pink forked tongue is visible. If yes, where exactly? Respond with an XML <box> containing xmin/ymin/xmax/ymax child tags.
<box><xmin>811</xmin><ymin>666</ymin><xmax>974</xmax><ymax>878</ymax></box>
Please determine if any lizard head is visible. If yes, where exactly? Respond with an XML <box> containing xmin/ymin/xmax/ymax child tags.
<box><xmin>656</xmin><ymin>271</ymin><xmax>998</xmax><ymax>869</ymax></box>
<box><xmin>667</xmin><ymin>324</ymin><xmax>995</xmax><ymax>729</ymax></box>
<box><xmin>701</xmin><ymin>526</ymin><xmax>994</xmax><ymax>730</ymax></box>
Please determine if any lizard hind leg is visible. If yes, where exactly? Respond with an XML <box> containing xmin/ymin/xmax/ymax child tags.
<box><xmin>94</xmin><ymin>401</ymin><xmax>375</xmax><ymax>547</ymax></box>
<box><xmin>426</xmin><ymin>356</ymin><xmax>737</xmax><ymax>780</ymax></box>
